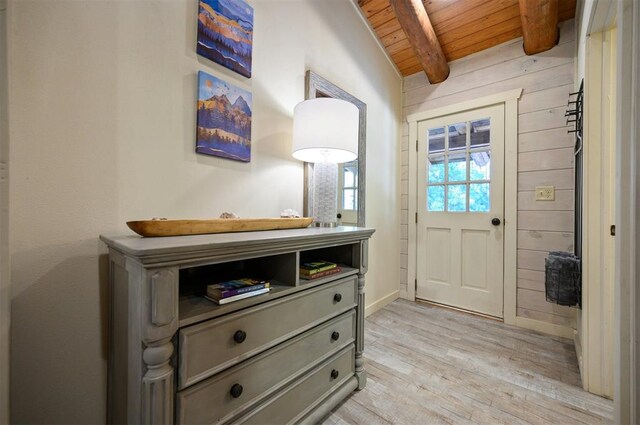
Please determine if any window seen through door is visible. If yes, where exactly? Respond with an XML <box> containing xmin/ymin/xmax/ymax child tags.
<box><xmin>341</xmin><ymin>161</ymin><xmax>358</xmax><ymax>211</ymax></box>
<box><xmin>426</xmin><ymin>119</ymin><xmax>491</xmax><ymax>212</ymax></box>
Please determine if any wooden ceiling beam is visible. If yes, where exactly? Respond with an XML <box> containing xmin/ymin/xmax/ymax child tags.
<box><xmin>518</xmin><ymin>0</ymin><xmax>559</xmax><ymax>55</ymax></box>
<box><xmin>558</xmin><ymin>0</ymin><xmax>577</xmax><ymax>21</ymax></box>
<box><xmin>390</xmin><ymin>0</ymin><xmax>450</xmax><ymax>83</ymax></box>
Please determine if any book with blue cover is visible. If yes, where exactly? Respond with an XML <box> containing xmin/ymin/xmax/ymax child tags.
<box><xmin>205</xmin><ymin>287</ymin><xmax>270</xmax><ymax>305</ymax></box>
<box><xmin>206</xmin><ymin>278</ymin><xmax>270</xmax><ymax>300</ymax></box>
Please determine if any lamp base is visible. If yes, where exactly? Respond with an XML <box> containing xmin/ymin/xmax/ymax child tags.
<box><xmin>312</xmin><ymin>162</ymin><xmax>338</xmax><ymax>227</ymax></box>
<box><xmin>313</xmin><ymin>222</ymin><xmax>338</xmax><ymax>228</ymax></box>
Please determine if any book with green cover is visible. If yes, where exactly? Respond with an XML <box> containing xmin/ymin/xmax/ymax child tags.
<box><xmin>299</xmin><ymin>267</ymin><xmax>342</xmax><ymax>280</ymax></box>
<box><xmin>299</xmin><ymin>260</ymin><xmax>337</xmax><ymax>276</ymax></box>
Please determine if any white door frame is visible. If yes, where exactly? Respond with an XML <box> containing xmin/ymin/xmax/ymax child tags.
<box><xmin>614</xmin><ymin>0</ymin><xmax>639</xmax><ymax>422</ymax></box>
<box><xmin>580</xmin><ymin>25</ymin><xmax>617</xmax><ymax>399</ymax></box>
<box><xmin>0</xmin><ymin>0</ymin><xmax>10</xmax><ymax>422</ymax></box>
<box><xmin>407</xmin><ymin>88</ymin><xmax>522</xmax><ymax>325</ymax></box>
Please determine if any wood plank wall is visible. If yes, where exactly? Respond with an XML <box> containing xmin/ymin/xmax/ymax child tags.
<box><xmin>400</xmin><ymin>20</ymin><xmax>577</xmax><ymax>328</ymax></box>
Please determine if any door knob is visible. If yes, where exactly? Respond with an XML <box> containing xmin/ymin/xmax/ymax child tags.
<box><xmin>491</xmin><ymin>218</ymin><xmax>501</xmax><ymax>226</ymax></box>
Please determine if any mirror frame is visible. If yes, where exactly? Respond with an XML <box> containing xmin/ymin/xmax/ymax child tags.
<box><xmin>304</xmin><ymin>70</ymin><xmax>367</xmax><ymax>227</ymax></box>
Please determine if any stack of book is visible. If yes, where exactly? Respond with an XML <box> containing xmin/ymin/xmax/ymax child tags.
<box><xmin>206</xmin><ymin>278</ymin><xmax>270</xmax><ymax>305</ymax></box>
<box><xmin>299</xmin><ymin>260</ymin><xmax>342</xmax><ymax>280</ymax></box>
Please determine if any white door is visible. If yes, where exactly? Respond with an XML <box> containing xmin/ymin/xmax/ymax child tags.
<box><xmin>416</xmin><ymin>104</ymin><xmax>505</xmax><ymax>318</ymax></box>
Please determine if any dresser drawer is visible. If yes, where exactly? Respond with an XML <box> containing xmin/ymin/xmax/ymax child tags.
<box><xmin>238</xmin><ymin>345</ymin><xmax>355</xmax><ymax>425</ymax></box>
<box><xmin>178</xmin><ymin>277</ymin><xmax>357</xmax><ymax>389</ymax></box>
<box><xmin>176</xmin><ymin>310</ymin><xmax>355</xmax><ymax>424</ymax></box>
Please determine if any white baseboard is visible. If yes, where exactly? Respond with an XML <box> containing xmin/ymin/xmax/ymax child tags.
<box><xmin>399</xmin><ymin>289</ymin><xmax>408</xmax><ymax>300</ymax></box>
<box><xmin>515</xmin><ymin>316</ymin><xmax>575</xmax><ymax>339</ymax></box>
<box><xmin>365</xmin><ymin>290</ymin><xmax>399</xmax><ymax>317</ymax></box>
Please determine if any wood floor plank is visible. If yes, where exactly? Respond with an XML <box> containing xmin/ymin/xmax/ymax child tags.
<box><xmin>328</xmin><ymin>397</ymin><xmax>393</xmax><ymax>425</ymax></box>
<box><xmin>320</xmin><ymin>300</ymin><xmax>612</xmax><ymax>425</ymax></box>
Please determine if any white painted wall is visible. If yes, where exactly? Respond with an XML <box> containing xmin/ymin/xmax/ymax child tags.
<box><xmin>7</xmin><ymin>0</ymin><xmax>402</xmax><ymax>422</ymax></box>
<box><xmin>400</xmin><ymin>21</ymin><xmax>577</xmax><ymax>336</ymax></box>
<box><xmin>0</xmin><ymin>0</ymin><xmax>10</xmax><ymax>422</ymax></box>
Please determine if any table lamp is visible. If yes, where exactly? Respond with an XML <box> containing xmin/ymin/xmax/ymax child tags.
<box><xmin>292</xmin><ymin>98</ymin><xmax>359</xmax><ymax>227</ymax></box>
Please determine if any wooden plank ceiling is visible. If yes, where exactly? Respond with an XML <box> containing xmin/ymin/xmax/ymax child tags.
<box><xmin>359</xmin><ymin>0</ymin><xmax>577</xmax><ymax>76</ymax></box>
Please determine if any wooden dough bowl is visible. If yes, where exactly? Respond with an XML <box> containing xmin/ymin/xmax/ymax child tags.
<box><xmin>126</xmin><ymin>217</ymin><xmax>314</xmax><ymax>237</ymax></box>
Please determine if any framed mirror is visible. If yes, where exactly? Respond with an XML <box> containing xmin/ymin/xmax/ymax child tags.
<box><xmin>304</xmin><ymin>71</ymin><xmax>367</xmax><ymax>227</ymax></box>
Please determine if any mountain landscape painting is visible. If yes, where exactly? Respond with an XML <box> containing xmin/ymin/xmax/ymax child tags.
<box><xmin>196</xmin><ymin>71</ymin><xmax>252</xmax><ymax>162</ymax></box>
<box><xmin>197</xmin><ymin>0</ymin><xmax>253</xmax><ymax>78</ymax></box>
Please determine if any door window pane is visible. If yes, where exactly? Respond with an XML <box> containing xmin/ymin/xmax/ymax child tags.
<box><xmin>469</xmin><ymin>183</ymin><xmax>490</xmax><ymax>212</ymax></box>
<box><xmin>448</xmin><ymin>153</ymin><xmax>467</xmax><ymax>182</ymax></box>
<box><xmin>428</xmin><ymin>127</ymin><xmax>445</xmax><ymax>153</ymax></box>
<box><xmin>447</xmin><ymin>184</ymin><xmax>467</xmax><ymax>212</ymax></box>
<box><xmin>448</xmin><ymin>122</ymin><xmax>467</xmax><ymax>151</ymax></box>
<box><xmin>428</xmin><ymin>156</ymin><xmax>445</xmax><ymax>183</ymax></box>
<box><xmin>427</xmin><ymin>185</ymin><xmax>445</xmax><ymax>211</ymax></box>
<box><xmin>343</xmin><ymin>189</ymin><xmax>356</xmax><ymax>211</ymax></box>
<box><xmin>470</xmin><ymin>151</ymin><xmax>491</xmax><ymax>181</ymax></box>
<box><xmin>340</xmin><ymin>161</ymin><xmax>357</xmax><ymax>212</ymax></box>
<box><xmin>343</xmin><ymin>168</ymin><xmax>355</xmax><ymax>187</ymax></box>
<box><xmin>470</xmin><ymin>118</ymin><xmax>490</xmax><ymax>147</ymax></box>
<box><xmin>424</xmin><ymin>116</ymin><xmax>492</xmax><ymax>213</ymax></box>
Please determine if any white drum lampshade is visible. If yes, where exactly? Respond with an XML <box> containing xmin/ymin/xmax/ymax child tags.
<box><xmin>292</xmin><ymin>98</ymin><xmax>359</xmax><ymax>226</ymax></box>
<box><xmin>292</xmin><ymin>98</ymin><xmax>358</xmax><ymax>163</ymax></box>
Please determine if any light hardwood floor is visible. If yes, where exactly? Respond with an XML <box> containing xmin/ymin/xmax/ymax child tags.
<box><xmin>321</xmin><ymin>299</ymin><xmax>612</xmax><ymax>425</ymax></box>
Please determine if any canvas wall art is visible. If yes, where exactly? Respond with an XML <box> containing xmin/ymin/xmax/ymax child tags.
<box><xmin>197</xmin><ymin>0</ymin><xmax>253</xmax><ymax>78</ymax></box>
<box><xmin>196</xmin><ymin>71</ymin><xmax>252</xmax><ymax>162</ymax></box>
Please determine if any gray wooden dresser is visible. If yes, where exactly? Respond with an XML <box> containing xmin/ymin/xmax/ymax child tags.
<box><xmin>100</xmin><ymin>226</ymin><xmax>375</xmax><ymax>424</ymax></box>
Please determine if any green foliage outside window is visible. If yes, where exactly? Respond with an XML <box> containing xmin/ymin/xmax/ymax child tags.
<box><xmin>427</xmin><ymin>155</ymin><xmax>490</xmax><ymax>212</ymax></box>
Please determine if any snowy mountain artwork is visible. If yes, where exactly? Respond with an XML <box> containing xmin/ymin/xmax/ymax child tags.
<box><xmin>197</xmin><ymin>0</ymin><xmax>253</xmax><ymax>78</ymax></box>
<box><xmin>196</xmin><ymin>71</ymin><xmax>252</xmax><ymax>162</ymax></box>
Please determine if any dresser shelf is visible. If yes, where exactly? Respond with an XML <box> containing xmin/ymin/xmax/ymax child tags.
<box><xmin>179</xmin><ymin>267</ymin><xmax>358</xmax><ymax>327</ymax></box>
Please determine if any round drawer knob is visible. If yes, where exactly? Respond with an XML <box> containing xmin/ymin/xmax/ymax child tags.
<box><xmin>331</xmin><ymin>331</ymin><xmax>340</xmax><ymax>341</ymax></box>
<box><xmin>330</xmin><ymin>369</ymin><xmax>339</xmax><ymax>380</ymax></box>
<box><xmin>333</xmin><ymin>293</ymin><xmax>342</xmax><ymax>303</ymax></box>
<box><xmin>233</xmin><ymin>330</ymin><xmax>247</xmax><ymax>344</ymax></box>
<box><xmin>230</xmin><ymin>383</ymin><xmax>243</xmax><ymax>398</ymax></box>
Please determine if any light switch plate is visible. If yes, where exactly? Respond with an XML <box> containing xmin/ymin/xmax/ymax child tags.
<box><xmin>535</xmin><ymin>185</ymin><xmax>555</xmax><ymax>201</ymax></box>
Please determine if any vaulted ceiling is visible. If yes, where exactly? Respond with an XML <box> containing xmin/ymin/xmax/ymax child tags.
<box><xmin>359</xmin><ymin>0</ymin><xmax>577</xmax><ymax>78</ymax></box>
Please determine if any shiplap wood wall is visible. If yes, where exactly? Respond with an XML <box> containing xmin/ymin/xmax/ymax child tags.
<box><xmin>400</xmin><ymin>20</ymin><xmax>577</xmax><ymax>329</ymax></box>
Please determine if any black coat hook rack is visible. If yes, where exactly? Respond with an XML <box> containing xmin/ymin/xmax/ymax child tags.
<box><xmin>566</xmin><ymin>80</ymin><xmax>583</xmax><ymax>139</ymax></box>
<box><xmin>570</xmin><ymin>79</ymin><xmax>584</xmax><ymax>299</ymax></box>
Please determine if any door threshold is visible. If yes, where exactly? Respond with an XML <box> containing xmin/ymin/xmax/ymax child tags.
<box><xmin>415</xmin><ymin>298</ymin><xmax>503</xmax><ymax>322</ymax></box>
